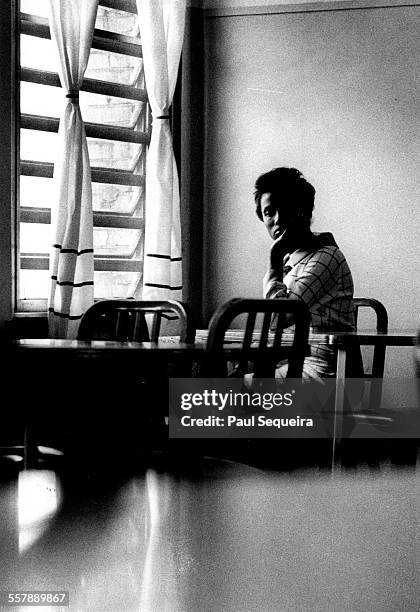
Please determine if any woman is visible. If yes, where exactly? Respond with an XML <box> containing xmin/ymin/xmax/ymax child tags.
<box><xmin>255</xmin><ymin>167</ymin><xmax>355</xmax><ymax>378</ymax></box>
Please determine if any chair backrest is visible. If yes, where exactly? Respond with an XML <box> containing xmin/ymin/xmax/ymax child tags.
<box><xmin>415</xmin><ymin>331</ymin><xmax>420</xmax><ymax>379</ymax></box>
<box><xmin>353</xmin><ymin>298</ymin><xmax>388</xmax><ymax>334</ymax></box>
<box><xmin>353</xmin><ymin>298</ymin><xmax>388</xmax><ymax>378</ymax></box>
<box><xmin>205</xmin><ymin>298</ymin><xmax>310</xmax><ymax>378</ymax></box>
<box><xmin>415</xmin><ymin>332</ymin><xmax>420</xmax><ymax>411</ymax></box>
<box><xmin>77</xmin><ymin>300</ymin><xmax>195</xmax><ymax>343</ymax></box>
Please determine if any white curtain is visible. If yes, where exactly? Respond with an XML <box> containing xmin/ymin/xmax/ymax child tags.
<box><xmin>48</xmin><ymin>0</ymin><xmax>98</xmax><ymax>338</ymax></box>
<box><xmin>136</xmin><ymin>0</ymin><xmax>186</xmax><ymax>302</ymax></box>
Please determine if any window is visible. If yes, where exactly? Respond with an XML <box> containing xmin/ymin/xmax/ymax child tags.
<box><xmin>18</xmin><ymin>0</ymin><xmax>149</xmax><ymax>312</ymax></box>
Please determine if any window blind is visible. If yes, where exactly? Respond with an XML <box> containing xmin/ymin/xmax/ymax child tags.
<box><xmin>18</xmin><ymin>0</ymin><xmax>150</xmax><ymax>311</ymax></box>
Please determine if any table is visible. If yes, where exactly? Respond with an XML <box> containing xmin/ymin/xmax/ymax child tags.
<box><xmin>2</xmin><ymin>459</ymin><xmax>420</xmax><ymax>611</ymax></box>
<box><xmin>9</xmin><ymin>335</ymin><xmax>333</xmax><ymax>469</ymax></box>
<box><xmin>8</xmin><ymin>338</ymin><xmax>208</xmax><ymax>469</ymax></box>
<box><xmin>12</xmin><ymin>329</ymin><xmax>416</xmax><ymax>356</ymax></box>
<box><xmin>9</xmin><ymin>331</ymin><xmax>418</xmax><ymax>470</ymax></box>
<box><xmin>333</xmin><ymin>330</ymin><xmax>417</xmax><ymax>379</ymax></box>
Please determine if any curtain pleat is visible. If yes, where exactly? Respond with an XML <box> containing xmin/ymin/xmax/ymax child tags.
<box><xmin>136</xmin><ymin>0</ymin><xmax>186</xmax><ymax>302</ymax></box>
<box><xmin>48</xmin><ymin>0</ymin><xmax>98</xmax><ymax>338</ymax></box>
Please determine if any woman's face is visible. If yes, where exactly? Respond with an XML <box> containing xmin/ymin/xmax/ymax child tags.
<box><xmin>260</xmin><ymin>192</ymin><xmax>303</xmax><ymax>241</ymax></box>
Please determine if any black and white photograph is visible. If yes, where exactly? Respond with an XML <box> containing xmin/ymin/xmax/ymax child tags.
<box><xmin>0</xmin><ymin>0</ymin><xmax>419</xmax><ymax>610</ymax></box>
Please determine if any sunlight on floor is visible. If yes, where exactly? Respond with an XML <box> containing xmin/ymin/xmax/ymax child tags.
<box><xmin>18</xmin><ymin>470</ymin><xmax>62</xmax><ymax>554</ymax></box>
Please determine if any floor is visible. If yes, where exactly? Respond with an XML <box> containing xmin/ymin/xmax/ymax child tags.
<box><xmin>1</xmin><ymin>452</ymin><xmax>420</xmax><ymax>612</ymax></box>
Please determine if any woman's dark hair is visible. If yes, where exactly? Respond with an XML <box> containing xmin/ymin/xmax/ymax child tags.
<box><xmin>254</xmin><ymin>167</ymin><xmax>315</xmax><ymax>222</ymax></box>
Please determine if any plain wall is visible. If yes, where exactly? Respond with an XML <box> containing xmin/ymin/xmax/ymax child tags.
<box><xmin>203</xmin><ymin>3</ymin><xmax>419</xmax><ymax>384</ymax></box>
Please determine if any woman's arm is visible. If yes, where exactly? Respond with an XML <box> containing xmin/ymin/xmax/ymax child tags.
<box><xmin>264</xmin><ymin>244</ymin><xmax>342</xmax><ymax>330</ymax></box>
<box><xmin>263</xmin><ymin>232</ymin><xmax>290</xmax><ymax>298</ymax></box>
<box><xmin>263</xmin><ymin>233</ymin><xmax>294</xmax><ymax>327</ymax></box>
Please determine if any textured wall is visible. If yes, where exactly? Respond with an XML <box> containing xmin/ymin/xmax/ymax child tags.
<box><xmin>203</xmin><ymin>4</ymin><xmax>420</xmax><ymax>384</ymax></box>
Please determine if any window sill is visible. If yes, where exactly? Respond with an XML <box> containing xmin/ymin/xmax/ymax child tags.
<box><xmin>13</xmin><ymin>311</ymin><xmax>47</xmax><ymax>318</ymax></box>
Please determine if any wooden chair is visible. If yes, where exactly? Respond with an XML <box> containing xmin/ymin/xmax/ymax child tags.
<box><xmin>205</xmin><ymin>298</ymin><xmax>310</xmax><ymax>377</ymax></box>
<box><xmin>78</xmin><ymin>299</ymin><xmax>195</xmax><ymax>343</ymax></box>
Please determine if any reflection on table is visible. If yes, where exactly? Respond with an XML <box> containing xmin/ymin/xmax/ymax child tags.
<box><xmin>1</xmin><ymin>458</ymin><xmax>420</xmax><ymax>612</ymax></box>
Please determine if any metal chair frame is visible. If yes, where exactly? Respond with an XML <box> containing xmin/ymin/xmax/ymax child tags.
<box><xmin>78</xmin><ymin>299</ymin><xmax>195</xmax><ymax>344</ymax></box>
<box><xmin>338</xmin><ymin>297</ymin><xmax>391</xmax><ymax>445</ymax></box>
<box><xmin>205</xmin><ymin>298</ymin><xmax>310</xmax><ymax>378</ymax></box>
<box><xmin>353</xmin><ymin>297</ymin><xmax>388</xmax><ymax>377</ymax></box>
<box><xmin>6</xmin><ymin>300</ymin><xmax>195</xmax><ymax>468</ymax></box>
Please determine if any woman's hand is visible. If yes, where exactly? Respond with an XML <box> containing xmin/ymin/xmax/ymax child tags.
<box><xmin>269</xmin><ymin>229</ymin><xmax>291</xmax><ymax>271</ymax></box>
<box><xmin>263</xmin><ymin>230</ymin><xmax>290</xmax><ymax>298</ymax></box>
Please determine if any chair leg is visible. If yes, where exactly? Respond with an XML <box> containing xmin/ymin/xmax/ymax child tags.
<box><xmin>332</xmin><ymin>347</ymin><xmax>347</xmax><ymax>472</ymax></box>
<box><xmin>24</xmin><ymin>424</ymin><xmax>39</xmax><ymax>469</ymax></box>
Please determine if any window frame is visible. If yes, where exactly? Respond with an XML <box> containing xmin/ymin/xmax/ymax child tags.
<box><xmin>0</xmin><ymin>1</ymin><xmax>17</xmax><ymax>326</ymax></box>
<box><xmin>16</xmin><ymin>0</ymin><xmax>150</xmax><ymax>314</ymax></box>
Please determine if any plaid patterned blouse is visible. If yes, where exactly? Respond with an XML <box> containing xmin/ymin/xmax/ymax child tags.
<box><xmin>264</xmin><ymin>235</ymin><xmax>355</xmax><ymax>376</ymax></box>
